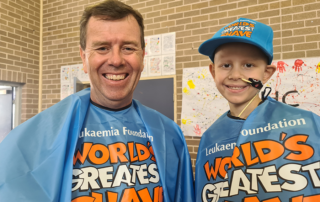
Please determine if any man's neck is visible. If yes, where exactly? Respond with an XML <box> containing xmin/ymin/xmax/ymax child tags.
<box><xmin>229</xmin><ymin>95</ymin><xmax>262</xmax><ymax>119</ymax></box>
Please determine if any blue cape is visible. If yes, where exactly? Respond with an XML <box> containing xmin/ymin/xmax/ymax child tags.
<box><xmin>196</xmin><ymin>97</ymin><xmax>320</xmax><ymax>202</ymax></box>
<box><xmin>0</xmin><ymin>88</ymin><xmax>194</xmax><ymax>202</ymax></box>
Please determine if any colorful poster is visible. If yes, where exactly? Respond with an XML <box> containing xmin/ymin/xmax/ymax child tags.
<box><xmin>61</xmin><ymin>65</ymin><xmax>70</xmax><ymax>83</ymax></box>
<box><xmin>141</xmin><ymin>57</ymin><xmax>148</xmax><ymax>77</ymax></box>
<box><xmin>162</xmin><ymin>32</ymin><xmax>175</xmax><ymax>54</ymax></box>
<box><xmin>148</xmin><ymin>56</ymin><xmax>162</xmax><ymax>76</ymax></box>
<box><xmin>149</xmin><ymin>35</ymin><xmax>161</xmax><ymax>56</ymax></box>
<box><xmin>61</xmin><ymin>84</ymin><xmax>70</xmax><ymax>100</ymax></box>
<box><xmin>181</xmin><ymin>57</ymin><xmax>320</xmax><ymax>137</ymax></box>
<box><xmin>144</xmin><ymin>36</ymin><xmax>150</xmax><ymax>56</ymax></box>
<box><xmin>162</xmin><ymin>54</ymin><xmax>175</xmax><ymax>75</ymax></box>
<box><xmin>181</xmin><ymin>67</ymin><xmax>228</xmax><ymax>137</ymax></box>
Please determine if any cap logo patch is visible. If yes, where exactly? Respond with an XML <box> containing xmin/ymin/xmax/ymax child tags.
<box><xmin>221</xmin><ymin>21</ymin><xmax>255</xmax><ymax>38</ymax></box>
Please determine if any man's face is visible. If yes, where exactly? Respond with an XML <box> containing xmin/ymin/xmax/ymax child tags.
<box><xmin>80</xmin><ymin>15</ymin><xmax>144</xmax><ymax>109</ymax></box>
<box><xmin>210</xmin><ymin>43</ymin><xmax>275</xmax><ymax>107</ymax></box>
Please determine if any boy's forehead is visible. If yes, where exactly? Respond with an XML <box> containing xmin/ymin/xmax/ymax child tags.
<box><xmin>214</xmin><ymin>42</ymin><xmax>268</xmax><ymax>62</ymax></box>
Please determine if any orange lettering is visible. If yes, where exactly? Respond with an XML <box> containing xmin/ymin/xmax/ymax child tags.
<box><xmin>121</xmin><ymin>188</ymin><xmax>140</xmax><ymax>202</ymax></box>
<box><xmin>231</xmin><ymin>31</ymin><xmax>240</xmax><ymax>36</ymax></box>
<box><xmin>88</xmin><ymin>144</ymin><xmax>110</xmax><ymax>165</ymax></box>
<box><xmin>73</xmin><ymin>143</ymin><xmax>93</xmax><ymax>166</ymax></box>
<box><xmin>72</xmin><ymin>196</ymin><xmax>95</xmax><ymax>202</ymax></box>
<box><xmin>291</xmin><ymin>195</ymin><xmax>303</xmax><ymax>202</ymax></box>
<box><xmin>218</xmin><ymin>157</ymin><xmax>232</xmax><ymax>178</ymax></box>
<box><xmin>128</xmin><ymin>142</ymin><xmax>139</xmax><ymax>162</ymax></box>
<box><xmin>263</xmin><ymin>197</ymin><xmax>281</xmax><ymax>202</ymax></box>
<box><xmin>304</xmin><ymin>194</ymin><xmax>320</xmax><ymax>202</ymax></box>
<box><xmin>243</xmin><ymin>196</ymin><xmax>260</xmax><ymax>202</ymax></box>
<box><xmin>71</xmin><ymin>192</ymin><xmax>102</xmax><ymax>202</ymax></box>
<box><xmin>106</xmin><ymin>192</ymin><xmax>118</xmax><ymax>202</ymax></box>
<box><xmin>153</xmin><ymin>186</ymin><xmax>164</xmax><ymax>202</ymax></box>
<box><xmin>245</xmin><ymin>31</ymin><xmax>252</xmax><ymax>37</ymax></box>
<box><xmin>284</xmin><ymin>135</ymin><xmax>314</xmax><ymax>161</ymax></box>
<box><xmin>253</xmin><ymin>140</ymin><xmax>284</xmax><ymax>163</ymax></box>
<box><xmin>204</xmin><ymin>158</ymin><xmax>221</xmax><ymax>180</ymax></box>
<box><xmin>243</xmin><ymin>22</ymin><xmax>249</xmax><ymax>26</ymax></box>
<box><xmin>136</xmin><ymin>143</ymin><xmax>151</xmax><ymax>162</ymax></box>
<box><xmin>241</xmin><ymin>142</ymin><xmax>259</xmax><ymax>166</ymax></box>
<box><xmin>109</xmin><ymin>142</ymin><xmax>129</xmax><ymax>164</ymax></box>
<box><xmin>243</xmin><ymin>196</ymin><xmax>281</xmax><ymax>202</ymax></box>
<box><xmin>231</xmin><ymin>146</ymin><xmax>244</xmax><ymax>167</ymax></box>
<box><xmin>137</xmin><ymin>188</ymin><xmax>153</xmax><ymax>202</ymax></box>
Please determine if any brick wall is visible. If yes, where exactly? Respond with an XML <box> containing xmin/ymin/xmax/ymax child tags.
<box><xmin>42</xmin><ymin>0</ymin><xmax>320</xmax><ymax>172</ymax></box>
<box><xmin>0</xmin><ymin>0</ymin><xmax>40</xmax><ymax>122</ymax></box>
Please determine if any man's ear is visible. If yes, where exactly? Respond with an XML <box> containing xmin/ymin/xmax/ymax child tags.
<box><xmin>209</xmin><ymin>63</ymin><xmax>215</xmax><ymax>79</ymax></box>
<box><xmin>79</xmin><ymin>46</ymin><xmax>87</xmax><ymax>73</ymax></box>
<box><xmin>263</xmin><ymin>64</ymin><xmax>276</xmax><ymax>84</ymax></box>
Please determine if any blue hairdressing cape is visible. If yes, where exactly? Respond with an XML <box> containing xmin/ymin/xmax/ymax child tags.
<box><xmin>0</xmin><ymin>88</ymin><xmax>194</xmax><ymax>202</ymax></box>
<box><xmin>196</xmin><ymin>97</ymin><xmax>320</xmax><ymax>202</ymax></box>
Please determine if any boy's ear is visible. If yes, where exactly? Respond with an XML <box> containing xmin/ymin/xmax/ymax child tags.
<box><xmin>263</xmin><ymin>63</ymin><xmax>276</xmax><ymax>84</ymax></box>
<box><xmin>209</xmin><ymin>63</ymin><xmax>215</xmax><ymax>79</ymax></box>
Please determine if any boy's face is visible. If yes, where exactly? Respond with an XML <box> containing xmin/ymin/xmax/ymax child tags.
<box><xmin>209</xmin><ymin>42</ymin><xmax>276</xmax><ymax>106</ymax></box>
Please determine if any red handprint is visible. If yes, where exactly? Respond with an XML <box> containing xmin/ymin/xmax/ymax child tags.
<box><xmin>193</xmin><ymin>124</ymin><xmax>201</xmax><ymax>136</ymax></box>
<box><xmin>276</xmin><ymin>61</ymin><xmax>288</xmax><ymax>73</ymax></box>
<box><xmin>292</xmin><ymin>59</ymin><xmax>306</xmax><ymax>72</ymax></box>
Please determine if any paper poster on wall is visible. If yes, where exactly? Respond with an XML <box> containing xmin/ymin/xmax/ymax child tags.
<box><xmin>181</xmin><ymin>57</ymin><xmax>320</xmax><ymax>136</ymax></box>
<box><xmin>162</xmin><ymin>32</ymin><xmax>175</xmax><ymax>54</ymax></box>
<box><xmin>60</xmin><ymin>64</ymin><xmax>89</xmax><ymax>100</ymax></box>
<box><xmin>148</xmin><ymin>56</ymin><xmax>162</xmax><ymax>76</ymax></box>
<box><xmin>141</xmin><ymin>57</ymin><xmax>148</xmax><ymax>77</ymax></box>
<box><xmin>61</xmin><ymin>65</ymin><xmax>70</xmax><ymax>83</ymax></box>
<box><xmin>149</xmin><ymin>35</ymin><xmax>161</xmax><ymax>56</ymax></box>
<box><xmin>61</xmin><ymin>84</ymin><xmax>71</xmax><ymax>100</ymax></box>
<box><xmin>162</xmin><ymin>54</ymin><xmax>175</xmax><ymax>75</ymax></box>
<box><xmin>181</xmin><ymin>67</ymin><xmax>228</xmax><ymax>137</ymax></box>
<box><xmin>144</xmin><ymin>37</ymin><xmax>150</xmax><ymax>56</ymax></box>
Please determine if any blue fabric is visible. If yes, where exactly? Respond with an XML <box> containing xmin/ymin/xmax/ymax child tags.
<box><xmin>196</xmin><ymin>97</ymin><xmax>320</xmax><ymax>202</ymax></box>
<box><xmin>0</xmin><ymin>88</ymin><xmax>194</xmax><ymax>202</ymax></box>
<box><xmin>198</xmin><ymin>18</ymin><xmax>273</xmax><ymax>64</ymax></box>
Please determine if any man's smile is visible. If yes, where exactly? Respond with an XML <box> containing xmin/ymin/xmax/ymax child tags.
<box><xmin>103</xmin><ymin>73</ymin><xmax>128</xmax><ymax>81</ymax></box>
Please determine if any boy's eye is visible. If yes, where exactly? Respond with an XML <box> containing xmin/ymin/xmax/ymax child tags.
<box><xmin>244</xmin><ymin>63</ymin><xmax>253</xmax><ymax>68</ymax></box>
<box><xmin>222</xmin><ymin>64</ymin><xmax>231</xmax><ymax>68</ymax></box>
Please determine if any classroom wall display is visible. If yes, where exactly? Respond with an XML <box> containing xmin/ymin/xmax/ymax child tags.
<box><xmin>181</xmin><ymin>57</ymin><xmax>320</xmax><ymax>137</ymax></box>
<box><xmin>142</xmin><ymin>32</ymin><xmax>176</xmax><ymax>78</ymax></box>
<box><xmin>60</xmin><ymin>64</ymin><xmax>88</xmax><ymax>100</ymax></box>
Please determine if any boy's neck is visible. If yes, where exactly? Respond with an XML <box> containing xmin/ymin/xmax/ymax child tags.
<box><xmin>229</xmin><ymin>95</ymin><xmax>262</xmax><ymax>119</ymax></box>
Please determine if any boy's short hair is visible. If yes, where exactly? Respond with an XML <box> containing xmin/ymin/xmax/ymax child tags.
<box><xmin>198</xmin><ymin>18</ymin><xmax>273</xmax><ymax>65</ymax></box>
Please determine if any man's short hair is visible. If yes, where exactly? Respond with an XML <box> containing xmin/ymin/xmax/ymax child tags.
<box><xmin>80</xmin><ymin>0</ymin><xmax>145</xmax><ymax>50</ymax></box>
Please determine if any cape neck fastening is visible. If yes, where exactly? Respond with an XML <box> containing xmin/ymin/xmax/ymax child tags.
<box><xmin>237</xmin><ymin>78</ymin><xmax>270</xmax><ymax>119</ymax></box>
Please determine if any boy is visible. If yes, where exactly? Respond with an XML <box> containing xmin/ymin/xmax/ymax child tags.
<box><xmin>195</xmin><ymin>18</ymin><xmax>320</xmax><ymax>202</ymax></box>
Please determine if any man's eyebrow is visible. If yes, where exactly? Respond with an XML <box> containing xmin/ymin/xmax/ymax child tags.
<box><xmin>122</xmin><ymin>40</ymin><xmax>139</xmax><ymax>47</ymax></box>
<box><xmin>91</xmin><ymin>41</ymin><xmax>110</xmax><ymax>47</ymax></box>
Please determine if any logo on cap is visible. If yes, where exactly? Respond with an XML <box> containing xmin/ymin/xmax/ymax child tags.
<box><xmin>221</xmin><ymin>21</ymin><xmax>255</xmax><ymax>38</ymax></box>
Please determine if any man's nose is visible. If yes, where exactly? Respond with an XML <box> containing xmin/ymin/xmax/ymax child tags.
<box><xmin>108</xmin><ymin>48</ymin><xmax>124</xmax><ymax>67</ymax></box>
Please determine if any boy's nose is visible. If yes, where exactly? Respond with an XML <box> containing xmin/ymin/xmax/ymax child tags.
<box><xmin>107</xmin><ymin>48</ymin><xmax>125</xmax><ymax>67</ymax></box>
<box><xmin>228</xmin><ymin>67</ymin><xmax>242</xmax><ymax>80</ymax></box>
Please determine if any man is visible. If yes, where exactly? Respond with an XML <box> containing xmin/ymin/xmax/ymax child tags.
<box><xmin>0</xmin><ymin>1</ymin><xmax>194</xmax><ymax>201</ymax></box>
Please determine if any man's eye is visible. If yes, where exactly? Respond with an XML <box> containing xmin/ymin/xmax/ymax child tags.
<box><xmin>244</xmin><ymin>63</ymin><xmax>253</xmax><ymax>68</ymax></box>
<box><xmin>122</xmin><ymin>47</ymin><xmax>135</xmax><ymax>53</ymax></box>
<box><xmin>222</xmin><ymin>64</ymin><xmax>231</xmax><ymax>68</ymax></box>
<box><xmin>96</xmin><ymin>47</ymin><xmax>107</xmax><ymax>51</ymax></box>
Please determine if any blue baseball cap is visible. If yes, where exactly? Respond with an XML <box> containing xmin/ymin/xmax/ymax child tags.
<box><xmin>198</xmin><ymin>18</ymin><xmax>273</xmax><ymax>65</ymax></box>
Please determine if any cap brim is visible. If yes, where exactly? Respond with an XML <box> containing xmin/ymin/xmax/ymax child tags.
<box><xmin>198</xmin><ymin>36</ymin><xmax>273</xmax><ymax>65</ymax></box>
